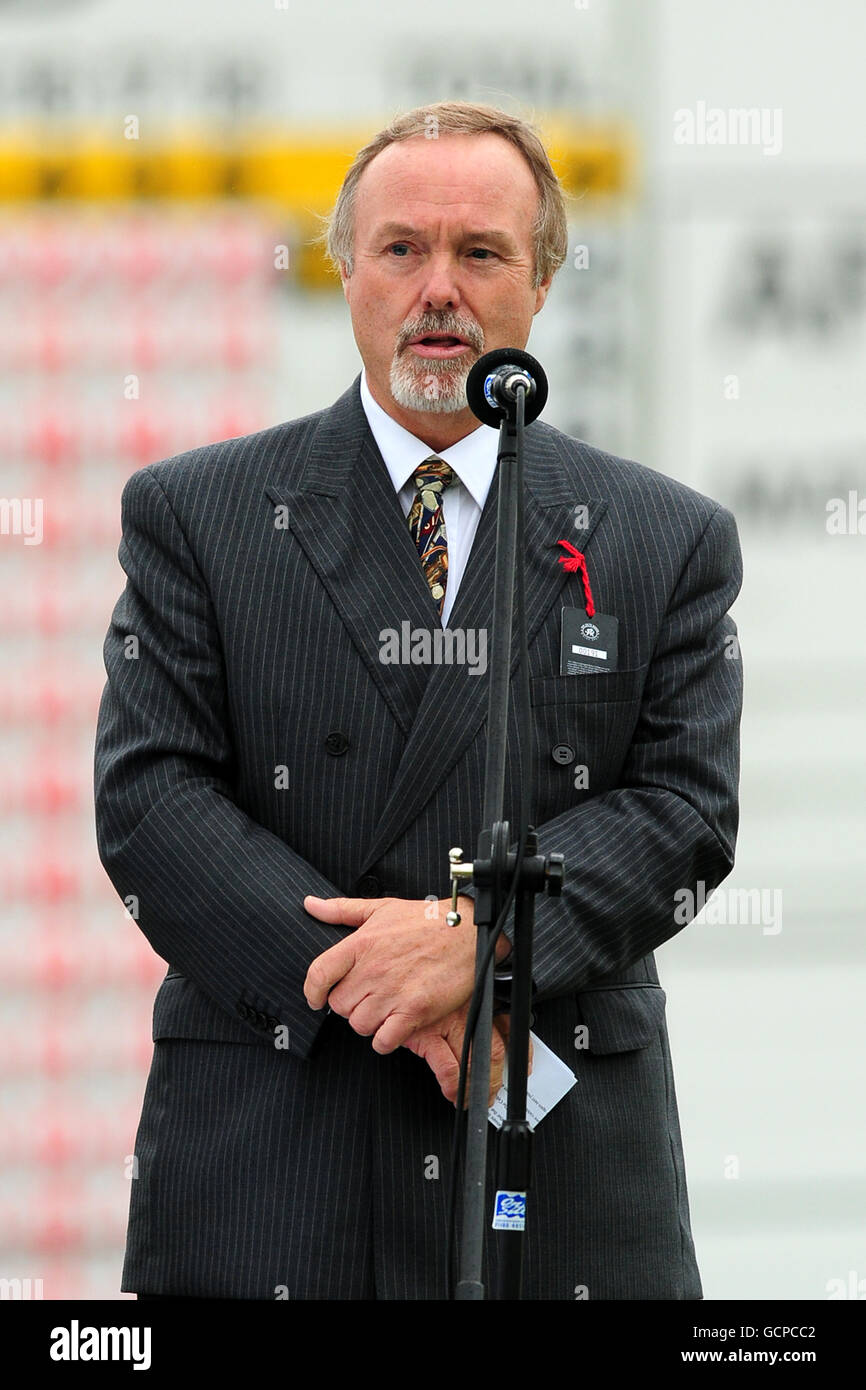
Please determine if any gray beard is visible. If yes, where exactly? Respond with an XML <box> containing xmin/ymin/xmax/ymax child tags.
<box><xmin>389</xmin><ymin>353</ymin><xmax>475</xmax><ymax>414</ymax></box>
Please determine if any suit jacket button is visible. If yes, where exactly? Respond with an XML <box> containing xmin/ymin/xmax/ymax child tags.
<box><xmin>551</xmin><ymin>743</ymin><xmax>575</xmax><ymax>765</ymax></box>
<box><xmin>324</xmin><ymin>730</ymin><xmax>350</xmax><ymax>755</ymax></box>
<box><xmin>356</xmin><ymin>874</ymin><xmax>381</xmax><ymax>896</ymax></box>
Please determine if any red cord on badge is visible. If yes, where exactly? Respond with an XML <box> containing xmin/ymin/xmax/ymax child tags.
<box><xmin>556</xmin><ymin>540</ymin><xmax>595</xmax><ymax>617</ymax></box>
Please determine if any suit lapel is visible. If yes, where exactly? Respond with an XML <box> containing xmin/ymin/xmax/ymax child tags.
<box><xmin>265</xmin><ymin>383</ymin><xmax>439</xmax><ymax>737</ymax></box>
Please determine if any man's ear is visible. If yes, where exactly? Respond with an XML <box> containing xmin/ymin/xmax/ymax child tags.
<box><xmin>339</xmin><ymin>260</ymin><xmax>351</xmax><ymax>300</ymax></box>
<box><xmin>533</xmin><ymin>273</ymin><xmax>553</xmax><ymax>315</ymax></box>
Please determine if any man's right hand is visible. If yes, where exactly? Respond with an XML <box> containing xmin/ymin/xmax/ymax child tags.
<box><xmin>400</xmin><ymin>1005</ymin><xmax>528</xmax><ymax>1108</ymax></box>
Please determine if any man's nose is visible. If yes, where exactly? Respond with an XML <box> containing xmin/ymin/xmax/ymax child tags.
<box><xmin>418</xmin><ymin>254</ymin><xmax>462</xmax><ymax>310</ymax></box>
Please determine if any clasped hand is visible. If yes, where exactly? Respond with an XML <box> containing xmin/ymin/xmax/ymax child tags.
<box><xmin>302</xmin><ymin>894</ymin><xmax>514</xmax><ymax>1106</ymax></box>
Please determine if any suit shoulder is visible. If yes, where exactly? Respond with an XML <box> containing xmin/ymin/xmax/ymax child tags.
<box><xmin>534</xmin><ymin>420</ymin><xmax>735</xmax><ymax>533</ymax></box>
<box><xmin>133</xmin><ymin>403</ymin><xmax>331</xmax><ymax>500</ymax></box>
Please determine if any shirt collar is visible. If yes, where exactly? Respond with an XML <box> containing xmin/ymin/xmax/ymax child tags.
<box><xmin>359</xmin><ymin>368</ymin><xmax>498</xmax><ymax>511</ymax></box>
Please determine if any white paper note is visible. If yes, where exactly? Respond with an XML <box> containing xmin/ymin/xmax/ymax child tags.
<box><xmin>488</xmin><ymin>1031</ymin><xmax>577</xmax><ymax>1130</ymax></box>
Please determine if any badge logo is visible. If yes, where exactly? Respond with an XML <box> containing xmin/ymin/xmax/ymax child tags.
<box><xmin>580</xmin><ymin>622</ymin><xmax>600</xmax><ymax>641</ymax></box>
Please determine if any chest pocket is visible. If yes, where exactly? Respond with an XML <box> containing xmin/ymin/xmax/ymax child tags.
<box><xmin>529</xmin><ymin>665</ymin><xmax>647</xmax><ymax>707</ymax></box>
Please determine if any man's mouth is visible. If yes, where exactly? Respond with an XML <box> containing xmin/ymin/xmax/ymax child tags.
<box><xmin>407</xmin><ymin>333</ymin><xmax>472</xmax><ymax>360</ymax></box>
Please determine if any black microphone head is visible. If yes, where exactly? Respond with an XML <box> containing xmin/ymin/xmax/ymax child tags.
<box><xmin>465</xmin><ymin>348</ymin><xmax>548</xmax><ymax>427</ymax></box>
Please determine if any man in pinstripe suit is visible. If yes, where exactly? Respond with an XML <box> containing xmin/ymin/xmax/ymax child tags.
<box><xmin>94</xmin><ymin>102</ymin><xmax>743</xmax><ymax>1300</ymax></box>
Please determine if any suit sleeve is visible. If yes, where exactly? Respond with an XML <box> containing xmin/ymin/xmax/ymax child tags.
<box><xmin>462</xmin><ymin>502</ymin><xmax>743</xmax><ymax>1001</ymax></box>
<box><xmin>94</xmin><ymin>464</ymin><xmax>346</xmax><ymax>1057</ymax></box>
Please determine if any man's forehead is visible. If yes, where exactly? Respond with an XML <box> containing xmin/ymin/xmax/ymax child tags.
<box><xmin>354</xmin><ymin>132</ymin><xmax>538</xmax><ymax>234</ymax></box>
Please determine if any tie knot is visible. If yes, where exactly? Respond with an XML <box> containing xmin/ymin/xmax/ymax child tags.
<box><xmin>413</xmin><ymin>457</ymin><xmax>455</xmax><ymax>499</ymax></box>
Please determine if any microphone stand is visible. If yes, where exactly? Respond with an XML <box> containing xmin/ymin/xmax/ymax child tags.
<box><xmin>449</xmin><ymin>353</ymin><xmax>565</xmax><ymax>1300</ymax></box>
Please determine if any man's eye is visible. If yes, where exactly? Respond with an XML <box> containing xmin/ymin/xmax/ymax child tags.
<box><xmin>388</xmin><ymin>243</ymin><xmax>411</xmax><ymax>256</ymax></box>
<box><xmin>469</xmin><ymin>248</ymin><xmax>493</xmax><ymax>259</ymax></box>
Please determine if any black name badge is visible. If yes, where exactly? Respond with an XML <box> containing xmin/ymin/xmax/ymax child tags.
<box><xmin>560</xmin><ymin>608</ymin><xmax>619</xmax><ymax>674</ymax></box>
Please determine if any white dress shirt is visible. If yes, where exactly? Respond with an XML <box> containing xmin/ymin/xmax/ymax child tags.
<box><xmin>359</xmin><ymin>369</ymin><xmax>499</xmax><ymax>627</ymax></box>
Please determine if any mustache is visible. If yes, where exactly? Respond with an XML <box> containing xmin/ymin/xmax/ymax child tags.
<box><xmin>396</xmin><ymin>313</ymin><xmax>485</xmax><ymax>353</ymax></box>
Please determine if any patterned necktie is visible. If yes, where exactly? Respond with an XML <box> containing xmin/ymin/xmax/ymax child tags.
<box><xmin>407</xmin><ymin>456</ymin><xmax>455</xmax><ymax>616</ymax></box>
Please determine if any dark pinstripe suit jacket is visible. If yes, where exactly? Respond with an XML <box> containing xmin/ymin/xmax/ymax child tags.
<box><xmin>94</xmin><ymin>373</ymin><xmax>743</xmax><ymax>1300</ymax></box>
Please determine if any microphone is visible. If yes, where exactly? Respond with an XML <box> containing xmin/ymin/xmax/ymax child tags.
<box><xmin>465</xmin><ymin>348</ymin><xmax>548</xmax><ymax>428</ymax></box>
